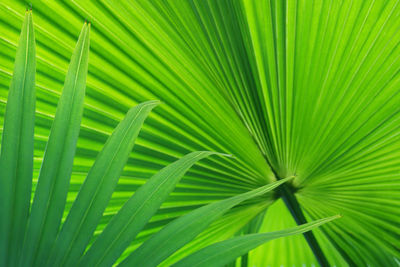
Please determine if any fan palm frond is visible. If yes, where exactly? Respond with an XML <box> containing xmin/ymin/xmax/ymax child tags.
<box><xmin>0</xmin><ymin>0</ymin><xmax>399</xmax><ymax>266</ymax></box>
<box><xmin>0</xmin><ymin>9</ymin><xmax>336</xmax><ymax>267</ymax></box>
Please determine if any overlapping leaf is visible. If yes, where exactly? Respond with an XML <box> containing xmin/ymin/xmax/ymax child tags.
<box><xmin>0</xmin><ymin>0</ymin><xmax>399</xmax><ymax>266</ymax></box>
<box><xmin>20</xmin><ymin>21</ymin><xmax>90</xmax><ymax>267</ymax></box>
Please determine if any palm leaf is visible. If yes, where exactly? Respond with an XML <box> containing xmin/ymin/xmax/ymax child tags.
<box><xmin>119</xmin><ymin>177</ymin><xmax>293</xmax><ymax>267</ymax></box>
<box><xmin>0</xmin><ymin>0</ymin><xmax>399</xmax><ymax>266</ymax></box>
<box><xmin>0</xmin><ymin>10</ymin><xmax>35</xmax><ymax>266</ymax></box>
<box><xmin>0</xmin><ymin>10</ymin><xmax>319</xmax><ymax>267</ymax></box>
<box><xmin>172</xmin><ymin>215</ymin><xmax>340</xmax><ymax>267</ymax></box>
<box><xmin>20</xmin><ymin>21</ymin><xmax>90</xmax><ymax>267</ymax></box>
<box><xmin>47</xmin><ymin>100</ymin><xmax>158</xmax><ymax>266</ymax></box>
<box><xmin>79</xmin><ymin>151</ymin><xmax>227</xmax><ymax>266</ymax></box>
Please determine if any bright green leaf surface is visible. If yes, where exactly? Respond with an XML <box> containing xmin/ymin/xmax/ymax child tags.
<box><xmin>0</xmin><ymin>0</ymin><xmax>399</xmax><ymax>266</ymax></box>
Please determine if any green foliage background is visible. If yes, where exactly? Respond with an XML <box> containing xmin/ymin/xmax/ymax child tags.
<box><xmin>0</xmin><ymin>0</ymin><xmax>399</xmax><ymax>266</ymax></box>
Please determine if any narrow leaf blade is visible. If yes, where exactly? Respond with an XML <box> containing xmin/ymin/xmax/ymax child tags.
<box><xmin>0</xmin><ymin>10</ymin><xmax>35</xmax><ymax>266</ymax></box>
<box><xmin>47</xmin><ymin>100</ymin><xmax>159</xmax><ymax>267</ymax></box>
<box><xmin>172</xmin><ymin>215</ymin><xmax>341</xmax><ymax>267</ymax></box>
<box><xmin>20</xmin><ymin>22</ymin><xmax>90</xmax><ymax>267</ymax></box>
<box><xmin>120</xmin><ymin>177</ymin><xmax>293</xmax><ymax>267</ymax></box>
<box><xmin>80</xmin><ymin>151</ymin><xmax>227</xmax><ymax>267</ymax></box>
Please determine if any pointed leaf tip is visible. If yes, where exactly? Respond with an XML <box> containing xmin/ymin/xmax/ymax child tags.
<box><xmin>79</xmin><ymin>150</ymin><xmax>217</xmax><ymax>266</ymax></box>
<box><xmin>172</xmin><ymin>215</ymin><xmax>339</xmax><ymax>267</ymax></box>
<box><xmin>203</xmin><ymin>151</ymin><xmax>232</xmax><ymax>158</ymax></box>
<box><xmin>145</xmin><ymin>99</ymin><xmax>161</xmax><ymax>105</ymax></box>
<box><xmin>132</xmin><ymin>100</ymin><xmax>160</xmax><ymax>112</ymax></box>
<box><xmin>47</xmin><ymin>99</ymin><xmax>158</xmax><ymax>266</ymax></box>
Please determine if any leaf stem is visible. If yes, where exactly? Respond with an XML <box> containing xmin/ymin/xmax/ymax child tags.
<box><xmin>260</xmin><ymin>154</ymin><xmax>329</xmax><ymax>267</ymax></box>
<box><xmin>278</xmin><ymin>183</ymin><xmax>329</xmax><ymax>267</ymax></box>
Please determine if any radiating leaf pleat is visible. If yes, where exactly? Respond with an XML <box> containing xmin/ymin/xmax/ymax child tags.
<box><xmin>20</xmin><ymin>22</ymin><xmax>90</xmax><ymax>267</ymax></box>
<box><xmin>0</xmin><ymin>10</ymin><xmax>35</xmax><ymax>266</ymax></box>
<box><xmin>173</xmin><ymin>215</ymin><xmax>340</xmax><ymax>267</ymax></box>
<box><xmin>120</xmin><ymin>177</ymin><xmax>293</xmax><ymax>267</ymax></box>
<box><xmin>0</xmin><ymin>0</ymin><xmax>399</xmax><ymax>265</ymax></box>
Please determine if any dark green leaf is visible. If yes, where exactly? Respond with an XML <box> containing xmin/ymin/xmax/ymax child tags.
<box><xmin>47</xmin><ymin>100</ymin><xmax>159</xmax><ymax>267</ymax></box>
<box><xmin>0</xmin><ymin>10</ymin><xmax>35</xmax><ymax>266</ymax></box>
<box><xmin>20</xmin><ymin>22</ymin><xmax>90</xmax><ymax>267</ymax></box>
<box><xmin>79</xmin><ymin>151</ymin><xmax>228</xmax><ymax>267</ymax></box>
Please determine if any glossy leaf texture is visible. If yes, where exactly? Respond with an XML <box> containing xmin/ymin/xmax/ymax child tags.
<box><xmin>0</xmin><ymin>0</ymin><xmax>399</xmax><ymax>266</ymax></box>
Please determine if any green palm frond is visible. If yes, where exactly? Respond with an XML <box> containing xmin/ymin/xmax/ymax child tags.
<box><xmin>0</xmin><ymin>10</ymin><xmax>35</xmax><ymax>266</ymax></box>
<box><xmin>0</xmin><ymin>8</ymin><xmax>336</xmax><ymax>267</ymax></box>
<box><xmin>121</xmin><ymin>177</ymin><xmax>293</xmax><ymax>267</ymax></box>
<box><xmin>0</xmin><ymin>0</ymin><xmax>399</xmax><ymax>266</ymax></box>
<box><xmin>21</xmin><ymin>21</ymin><xmax>90</xmax><ymax>267</ymax></box>
<box><xmin>172</xmin><ymin>215</ymin><xmax>340</xmax><ymax>267</ymax></box>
